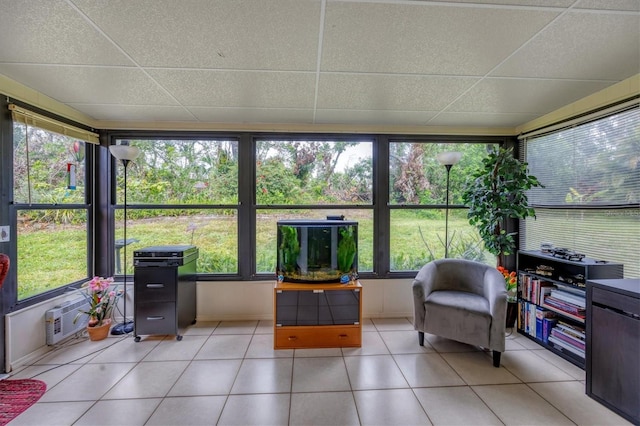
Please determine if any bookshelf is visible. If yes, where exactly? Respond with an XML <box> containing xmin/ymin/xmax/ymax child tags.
<box><xmin>516</xmin><ymin>250</ymin><xmax>623</xmax><ymax>368</ymax></box>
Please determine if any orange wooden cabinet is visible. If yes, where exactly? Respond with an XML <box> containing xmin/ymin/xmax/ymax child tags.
<box><xmin>273</xmin><ymin>281</ymin><xmax>362</xmax><ymax>349</ymax></box>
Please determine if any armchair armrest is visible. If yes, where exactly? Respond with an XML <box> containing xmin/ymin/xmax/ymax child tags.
<box><xmin>412</xmin><ymin>262</ymin><xmax>437</xmax><ymax>328</ymax></box>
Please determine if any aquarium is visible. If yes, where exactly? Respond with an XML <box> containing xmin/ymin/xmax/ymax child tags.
<box><xmin>277</xmin><ymin>219</ymin><xmax>358</xmax><ymax>283</ymax></box>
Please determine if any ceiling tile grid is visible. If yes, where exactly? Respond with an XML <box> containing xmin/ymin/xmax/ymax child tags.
<box><xmin>0</xmin><ymin>0</ymin><xmax>637</xmax><ymax>130</ymax></box>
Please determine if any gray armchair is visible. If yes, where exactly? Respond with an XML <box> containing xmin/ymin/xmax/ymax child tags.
<box><xmin>412</xmin><ymin>258</ymin><xmax>507</xmax><ymax>367</ymax></box>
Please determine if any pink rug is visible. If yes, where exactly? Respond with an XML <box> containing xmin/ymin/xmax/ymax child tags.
<box><xmin>0</xmin><ymin>379</ymin><xmax>47</xmax><ymax>425</ymax></box>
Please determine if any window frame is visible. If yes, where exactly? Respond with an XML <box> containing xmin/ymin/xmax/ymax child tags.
<box><xmin>104</xmin><ymin>131</ymin><xmax>512</xmax><ymax>281</ymax></box>
<box><xmin>384</xmin><ymin>136</ymin><xmax>510</xmax><ymax>275</ymax></box>
<box><xmin>106</xmin><ymin>132</ymin><xmax>243</xmax><ymax>280</ymax></box>
<box><xmin>8</xmin><ymin>104</ymin><xmax>96</xmax><ymax>309</ymax></box>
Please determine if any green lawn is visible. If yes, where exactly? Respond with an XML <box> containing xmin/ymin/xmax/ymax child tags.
<box><xmin>17</xmin><ymin>211</ymin><xmax>492</xmax><ymax>300</ymax></box>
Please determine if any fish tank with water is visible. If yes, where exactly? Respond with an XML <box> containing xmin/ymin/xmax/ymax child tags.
<box><xmin>277</xmin><ymin>218</ymin><xmax>358</xmax><ymax>283</ymax></box>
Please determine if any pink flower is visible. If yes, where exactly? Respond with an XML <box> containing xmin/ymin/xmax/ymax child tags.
<box><xmin>75</xmin><ymin>276</ymin><xmax>119</xmax><ymax>328</ymax></box>
<box><xmin>88</xmin><ymin>276</ymin><xmax>113</xmax><ymax>292</ymax></box>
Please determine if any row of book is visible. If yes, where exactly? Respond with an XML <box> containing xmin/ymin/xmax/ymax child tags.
<box><xmin>519</xmin><ymin>273</ymin><xmax>554</xmax><ymax>305</ymax></box>
<box><xmin>542</xmin><ymin>288</ymin><xmax>586</xmax><ymax>321</ymax></box>
<box><xmin>519</xmin><ymin>273</ymin><xmax>586</xmax><ymax>321</ymax></box>
<box><xmin>518</xmin><ymin>300</ymin><xmax>586</xmax><ymax>359</ymax></box>
<box><xmin>518</xmin><ymin>301</ymin><xmax>557</xmax><ymax>343</ymax></box>
<box><xmin>548</xmin><ymin>321</ymin><xmax>586</xmax><ymax>357</ymax></box>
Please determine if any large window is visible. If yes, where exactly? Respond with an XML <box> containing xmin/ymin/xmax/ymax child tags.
<box><xmin>13</xmin><ymin>120</ymin><xmax>90</xmax><ymax>300</ymax></box>
<box><xmin>255</xmin><ymin>139</ymin><xmax>373</xmax><ymax>274</ymax></box>
<box><xmin>110</xmin><ymin>135</ymin><xmax>510</xmax><ymax>279</ymax></box>
<box><xmin>388</xmin><ymin>141</ymin><xmax>498</xmax><ymax>270</ymax></box>
<box><xmin>113</xmin><ymin>138</ymin><xmax>239</xmax><ymax>275</ymax></box>
<box><xmin>521</xmin><ymin>106</ymin><xmax>640</xmax><ymax>277</ymax></box>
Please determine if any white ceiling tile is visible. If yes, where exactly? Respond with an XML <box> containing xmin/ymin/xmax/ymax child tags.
<box><xmin>320</xmin><ymin>2</ymin><xmax>559</xmax><ymax>75</ymax></box>
<box><xmin>0</xmin><ymin>64</ymin><xmax>179</xmax><ymax>105</ymax></box>
<box><xmin>315</xmin><ymin>109</ymin><xmax>436</xmax><ymax>126</ymax></box>
<box><xmin>492</xmin><ymin>11</ymin><xmax>640</xmax><ymax>80</ymax></box>
<box><xmin>446</xmin><ymin>78</ymin><xmax>613</xmax><ymax>114</ymax></box>
<box><xmin>68</xmin><ymin>104</ymin><xmax>197</xmax><ymax>122</ymax></box>
<box><xmin>316</xmin><ymin>74</ymin><xmax>478</xmax><ymax>110</ymax></box>
<box><xmin>0</xmin><ymin>0</ymin><xmax>132</xmax><ymax>66</ymax></box>
<box><xmin>189</xmin><ymin>107</ymin><xmax>314</xmax><ymax>124</ymax></box>
<box><xmin>72</xmin><ymin>0</ymin><xmax>321</xmax><ymax>70</ymax></box>
<box><xmin>148</xmin><ymin>69</ymin><xmax>316</xmax><ymax>108</ymax></box>
<box><xmin>428</xmin><ymin>111</ymin><xmax>541</xmax><ymax>128</ymax></box>
<box><xmin>0</xmin><ymin>0</ymin><xmax>636</xmax><ymax>130</ymax></box>
<box><xmin>575</xmin><ymin>0</ymin><xmax>640</xmax><ymax>11</ymax></box>
<box><xmin>421</xmin><ymin>0</ymin><xmax>574</xmax><ymax>6</ymax></box>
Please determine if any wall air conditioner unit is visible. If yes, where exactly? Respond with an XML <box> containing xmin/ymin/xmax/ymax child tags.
<box><xmin>45</xmin><ymin>297</ymin><xmax>91</xmax><ymax>345</ymax></box>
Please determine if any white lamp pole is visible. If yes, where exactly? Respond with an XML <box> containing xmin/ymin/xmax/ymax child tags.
<box><xmin>436</xmin><ymin>151</ymin><xmax>462</xmax><ymax>258</ymax></box>
<box><xmin>109</xmin><ymin>144</ymin><xmax>140</xmax><ymax>335</ymax></box>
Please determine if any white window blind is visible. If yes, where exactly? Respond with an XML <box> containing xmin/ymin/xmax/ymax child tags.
<box><xmin>9</xmin><ymin>103</ymin><xmax>99</xmax><ymax>144</ymax></box>
<box><xmin>520</xmin><ymin>106</ymin><xmax>639</xmax><ymax>278</ymax></box>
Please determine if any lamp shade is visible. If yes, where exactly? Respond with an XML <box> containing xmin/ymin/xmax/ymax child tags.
<box><xmin>436</xmin><ymin>151</ymin><xmax>462</xmax><ymax>166</ymax></box>
<box><xmin>109</xmin><ymin>145</ymin><xmax>140</xmax><ymax>161</ymax></box>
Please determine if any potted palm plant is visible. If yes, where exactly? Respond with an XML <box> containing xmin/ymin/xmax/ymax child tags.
<box><xmin>462</xmin><ymin>147</ymin><xmax>543</xmax><ymax>326</ymax></box>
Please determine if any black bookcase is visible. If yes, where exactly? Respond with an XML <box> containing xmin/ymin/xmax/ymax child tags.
<box><xmin>516</xmin><ymin>250</ymin><xmax>623</xmax><ymax>368</ymax></box>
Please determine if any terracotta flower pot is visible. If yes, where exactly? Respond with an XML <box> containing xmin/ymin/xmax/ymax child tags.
<box><xmin>87</xmin><ymin>318</ymin><xmax>111</xmax><ymax>341</ymax></box>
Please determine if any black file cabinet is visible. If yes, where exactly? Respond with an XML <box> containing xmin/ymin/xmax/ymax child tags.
<box><xmin>133</xmin><ymin>245</ymin><xmax>198</xmax><ymax>341</ymax></box>
<box><xmin>586</xmin><ymin>278</ymin><xmax>640</xmax><ymax>425</ymax></box>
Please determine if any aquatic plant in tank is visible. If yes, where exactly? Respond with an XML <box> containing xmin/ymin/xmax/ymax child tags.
<box><xmin>276</xmin><ymin>219</ymin><xmax>358</xmax><ymax>283</ymax></box>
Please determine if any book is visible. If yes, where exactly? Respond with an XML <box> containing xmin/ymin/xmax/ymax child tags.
<box><xmin>542</xmin><ymin>317</ymin><xmax>558</xmax><ymax>344</ymax></box>
<box><xmin>551</xmin><ymin>328</ymin><xmax>586</xmax><ymax>350</ymax></box>
<box><xmin>548</xmin><ymin>335</ymin><xmax>585</xmax><ymax>357</ymax></box>
<box><xmin>554</xmin><ymin>282</ymin><xmax>585</xmax><ymax>296</ymax></box>
<box><xmin>543</xmin><ymin>296</ymin><xmax>586</xmax><ymax>317</ymax></box>
<box><xmin>555</xmin><ymin>322</ymin><xmax>585</xmax><ymax>340</ymax></box>
<box><xmin>535</xmin><ymin>307</ymin><xmax>556</xmax><ymax>341</ymax></box>
<box><xmin>541</xmin><ymin>300</ymin><xmax>586</xmax><ymax>322</ymax></box>
<box><xmin>528</xmin><ymin>302</ymin><xmax>536</xmax><ymax>337</ymax></box>
<box><xmin>538</xmin><ymin>285</ymin><xmax>554</xmax><ymax>305</ymax></box>
<box><xmin>550</xmin><ymin>289</ymin><xmax>585</xmax><ymax>308</ymax></box>
<box><xmin>518</xmin><ymin>273</ymin><xmax>527</xmax><ymax>301</ymax></box>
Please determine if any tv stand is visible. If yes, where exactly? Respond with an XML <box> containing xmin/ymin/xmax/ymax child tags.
<box><xmin>273</xmin><ymin>281</ymin><xmax>362</xmax><ymax>349</ymax></box>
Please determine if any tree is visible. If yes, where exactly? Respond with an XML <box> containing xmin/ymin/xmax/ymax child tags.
<box><xmin>393</xmin><ymin>143</ymin><xmax>428</xmax><ymax>204</ymax></box>
<box><xmin>462</xmin><ymin>147</ymin><xmax>543</xmax><ymax>267</ymax></box>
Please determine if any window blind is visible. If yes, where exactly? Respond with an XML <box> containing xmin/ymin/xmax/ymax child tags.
<box><xmin>520</xmin><ymin>106</ymin><xmax>639</xmax><ymax>278</ymax></box>
<box><xmin>9</xmin><ymin>103</ymin><xmax>99</xmax><ymax>144</ymax></box>
<box><xmin>525</xmin><ymin>106</ymin><xmax>639</xmax><ymax>207</ymax></box>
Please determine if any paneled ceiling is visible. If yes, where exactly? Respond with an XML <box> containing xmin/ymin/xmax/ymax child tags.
<box><xmin>0</xmin><ymin>0</ymin><xmax>638</xmax><ymax>131</ymax></box>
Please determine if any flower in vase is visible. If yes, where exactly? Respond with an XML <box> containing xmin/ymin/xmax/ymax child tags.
<box><xmin>497</xmin><ymin>266</ymin><xmax>518</xmax><ymax>302</ymax></box>
<box><xmin>74</xmin><ymin>276</ymin><xmax>120</xmax><ymax>327</ymax></box>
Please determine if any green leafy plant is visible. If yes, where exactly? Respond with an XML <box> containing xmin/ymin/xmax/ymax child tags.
<box><xmin>337</xmin><ymin>225</ymin><xmax>357</xmax><ymax>273</ymax></box>
<box><xmin>462</xmin><ymin>147</ymin><xmax>543</xmax><ymax>267</ymax></box>
<box><xmin>278</xmin><ymin>226</ymin><xmax>300</xmax><ymax>273</ymax></box>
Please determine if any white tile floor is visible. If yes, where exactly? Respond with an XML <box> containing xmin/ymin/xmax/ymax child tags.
<box><xmin>7</xmin><ymin>318</ymin><xmax>632</xmax><ymax>426</ymax></box>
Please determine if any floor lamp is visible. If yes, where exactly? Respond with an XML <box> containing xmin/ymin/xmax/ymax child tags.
<box><xmin>436</xmin><ymin>151</ymin><xmax>462</xmax><ymax>258</ymax></box>
<box><xmin>109</xmin><ymin>144</ymin><xmax>140</xmax><ymax>335</ymax></box>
